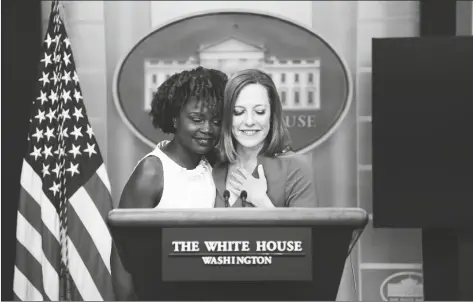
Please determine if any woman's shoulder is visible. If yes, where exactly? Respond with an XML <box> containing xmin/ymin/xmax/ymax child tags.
<box><xmin>269</xmin><ymin>153</ymin><xmax>313</xmax><ymax>175</ymax></box>
<box><xmin>120</xmin><ymin>155</ymin><xmax>164</xmax><ymax>208</ymax></box>
<box><xmin>130</xmin><ymin>155</ymin><xmax>164</xmax><ymax>183</ymax></box>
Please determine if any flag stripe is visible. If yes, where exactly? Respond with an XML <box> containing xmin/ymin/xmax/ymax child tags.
<box><xmin>69</xmin><ymin>187</ymin><xmax>112</xmax><ymax>272</ymax></box>
<box><xmin>20</xmin><ymin>160</ymin><xmax>60</xmax><ymax>242</ymax></box>
<box><xmin>68</xmin><ymin>205</ymin><xmax>114</xmax><ymax>300</ymax></box>
<box><xmin>18</xmin><ymin>160</ymin><xmax>62</xmax><ymax>301</ymax></box>
<box><xmin>41</xmin><ymin>238</ymin><xmax>61</xmax><ymax>301</ymax></box>
<box><xmin>17</xmin><ymin>186</ymin><xmax>61</xmax><ymax>277</ymax></box>
<box><xmin>13</xmin><ymin>266</ymin><xmax>43</xmax><ymax>301</ymax></box>
<box><xmin>83</xmin><ymin>172</ymin><xmax>114</xmax><ymax>220</ymax></box>
<box><xmin>40</xmin><ymin>224</ymin><xmax>61</xmax><ymax>275</ymax></box>
<box><xmin>96</xmin><ymin>164</ymin><xmax>111</xmax><ymax>193</ymax></box>
<box><xmin>17</xmin><ymin>188</ymin><xmax>43</xmax><ymax>236</ymax></box>
<box><xmin>67</xmin><ymin>237</ymin><xmax>103</xmax><ymax>300</ymax></box>
<box><xmin>68</xmin><ymin>272</ymin><xmax>84</xmax><ymax>301</ymax></box>
<box><xmin>15</xmin><ymin>212</ymin><xmax>60</xmax><ymax>301</ymax></box>
<box><xmin>13</xmin><ymin>292</ymin><xmax>21</xmax><ymax>301</ymax></box>
<box><xmin>14</xmin><ymin>242</ymin><xmax>51</xmax><ymax>301</ymax></box>
<box><xmin>16</xmin><ymin>212</ymin><xmax>43</xmax><ymax>265</ymax></box>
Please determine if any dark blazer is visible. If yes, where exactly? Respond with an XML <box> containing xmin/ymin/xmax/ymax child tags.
<box><xmin>213</xmin><ymin>153</ymin><xmax>318</xmax><ymax>208</ymax></box>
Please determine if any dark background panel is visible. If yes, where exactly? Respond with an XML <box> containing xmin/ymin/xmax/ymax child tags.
<box><xmin>372</xmin><ymin>1</ymin><xmax>473</xmax><ymax>300</ymax></box>
<box><xmin>420</xmin><ymin>0</ymin><xmax>456</xmax><ymax>36</ymax></box>
<box><xmin>2</xmin><ymin>0</ymin><xmax>42</xmax><ymax>300</ymax></box>
<box><xmin>372</xmin><ymin>36</ymin><xmax>473</xmax><ymax>228</ymax></box>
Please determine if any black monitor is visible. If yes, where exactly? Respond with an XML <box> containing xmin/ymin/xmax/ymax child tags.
<box><xmin>372</xmin><ymin>36</ymin><xmax>473</xmax><ymax>228</ymax></box>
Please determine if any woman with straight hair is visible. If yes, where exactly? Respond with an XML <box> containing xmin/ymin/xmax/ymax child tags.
<box><xmin>213</xmin><ymin>69</ymin><xmax>318</xmax><ymax>208</ymax></box>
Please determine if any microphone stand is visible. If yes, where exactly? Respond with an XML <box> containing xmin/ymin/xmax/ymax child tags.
<box><xmin>240</xmin><ymin>190</ymin><xmax>248</xmax><ymax>208</ymax></box>
<box><xmin>223</xmin><ymin>190</ymin><xmax>230</xmax><ymax>208</ymax></box>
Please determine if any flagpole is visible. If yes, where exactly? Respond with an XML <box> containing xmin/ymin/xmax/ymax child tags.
<box><xmin>60</xmin><ymin>268</ymin><xmax>72</xmax><ymax>301</ymax></box>
<box><xmin>50</xmin><ymin>1</ymin><xmax>72</xmax><ymax>300</ymax></box>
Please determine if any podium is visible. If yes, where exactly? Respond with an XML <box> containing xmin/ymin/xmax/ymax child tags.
<box><xmin>107</xmin><ymin>208</ymin><xmax>368</xmax><ymax>301</ymax></box>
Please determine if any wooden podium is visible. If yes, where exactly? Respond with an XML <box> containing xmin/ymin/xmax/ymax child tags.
<box><xmin>107</xmin><ymin>208</ymin><xmax>368</xmax><ymax>301</ymax></box>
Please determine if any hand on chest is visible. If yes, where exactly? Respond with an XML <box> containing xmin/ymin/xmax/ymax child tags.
<box><xmin>225</xmin><ymin>162</ymin><xmax>272</xmax><ymax>205</ymax></box>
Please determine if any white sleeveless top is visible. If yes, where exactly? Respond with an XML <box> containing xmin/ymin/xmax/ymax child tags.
<box><xmin>133</xmin><ymin>141</ymin><xmax>216</xmax><ymax>208</ymax></box>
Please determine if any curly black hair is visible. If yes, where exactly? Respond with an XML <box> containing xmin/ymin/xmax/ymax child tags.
<box><xmin>149</xmin><ymin>66</ymin><xmax>228</xmax><ymax>134</ymax></box>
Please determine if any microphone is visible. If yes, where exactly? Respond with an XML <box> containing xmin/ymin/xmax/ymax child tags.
<box><xmin>240</xmin><ymin>190</ymin><xmax>248</xmax><ymax>207</ymax></box>
<box><xmin>223</xmin><ymin>190</ymin><xmax>230</xmax><ymax>208</ymax></box>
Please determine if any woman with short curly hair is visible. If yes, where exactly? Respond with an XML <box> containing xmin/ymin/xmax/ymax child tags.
<box><xmin>119</xmin><ymin>66</ymin><xmax>228</xmax><ymax>210</ymax></box>
<box><xmin>112</xmin><ymin>67</ymin><xmax>228</xmax><ymax>300</ymax></box>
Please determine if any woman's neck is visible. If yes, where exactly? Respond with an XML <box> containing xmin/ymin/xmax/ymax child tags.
<box><xmin>235</xmin><ymin>143</ymin><xmax>263</xmax><ymax>166</ymax></box>
<box><xmin>164</xmin><ymin>140</ymin><xmax>201</xmax><ymax>169</ymax></box>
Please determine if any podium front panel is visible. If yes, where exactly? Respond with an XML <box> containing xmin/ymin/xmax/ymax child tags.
<box><xmin>108</xmin><ymin>208</ymin><xmax>368</xmax><ymax>301</ymax></box>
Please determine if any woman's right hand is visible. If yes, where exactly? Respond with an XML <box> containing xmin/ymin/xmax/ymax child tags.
<box><xmin>227</xmin><ymin>165</ymin><xmax>274</xmax><ymax>208</ymax></box>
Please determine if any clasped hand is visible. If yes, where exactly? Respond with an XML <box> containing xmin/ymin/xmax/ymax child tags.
<box><xmin>227</xmin><ymin>165</ymin><xmax>274</xmax><ymax>208</ymax></box>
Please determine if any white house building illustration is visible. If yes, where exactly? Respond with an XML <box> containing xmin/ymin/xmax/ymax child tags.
<box><xmin>386</xmin><ymin>277</ymin><xmax>424</xmax><ymax>301</ymax></box>
<box><xmin>144</xmin><ymin>37</ymin><xmax>321</xmax><ymax>111</ymax></box>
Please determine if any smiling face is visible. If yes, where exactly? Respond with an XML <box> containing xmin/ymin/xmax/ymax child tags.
<box><xmin>231</xmin><ymin>83</ymin><xmax>271</xmax><ymax>151</ymax></box>
<box><xmin>174</xmin><ymin>96</ymin><xmax>222</xmax><ymax>155</ymax></box>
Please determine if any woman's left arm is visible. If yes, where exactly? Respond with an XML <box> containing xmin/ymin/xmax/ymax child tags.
<box><xmin>284</xmin><ymin>155</ymin><xmax>318</xmax><ymax>207</ymax></box>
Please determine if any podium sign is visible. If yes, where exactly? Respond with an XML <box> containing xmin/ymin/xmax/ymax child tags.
<box><xmin>162</xmin><ymin>227</ymin><xmax>312</xmax><ymax>281</ymax></box>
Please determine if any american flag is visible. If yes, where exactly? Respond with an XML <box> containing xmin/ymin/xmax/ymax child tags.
<box><xmin>13</xmin><ymin>1</ymin><xmax>115</xmax><ymax>300</ymax></box>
